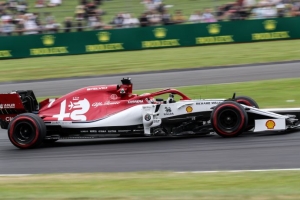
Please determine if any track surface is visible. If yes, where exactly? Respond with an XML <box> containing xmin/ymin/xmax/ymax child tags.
<box><xmin>1</xmin><ymin>130</ymin><xmax>300</xmax><ymax>174</ymax></box>
<box><xmin>1</xmin><ymin>62</ymin><xmax>300</xmax><ymax>97</ymax></box>
<box><xmin>1</xmin><ymin>62</ymin><xmax>300</xmax><ymax>174</ymax></box>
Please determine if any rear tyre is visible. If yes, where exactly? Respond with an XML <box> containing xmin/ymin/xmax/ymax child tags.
<box><xmin>8</xmin><ymin>113</ymin><xmax>46</xmax><ymax>149</ymax></box>
<box><xmin>211</xmin><ymin>101</ymin><xmax>248</xmax><ymax>137</ymax></box>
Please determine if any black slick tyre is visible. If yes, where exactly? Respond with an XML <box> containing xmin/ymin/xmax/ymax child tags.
<box><xmin>8</xmin><ymin>113</ymin><xmax>46</xmax><ymax>149</ymax></box>
<box><xmin>211</xmin><ymin>101</ymin><xmax>248</xmax><ymax>137</ymax></box>
<box><xmin>236</xmin><ymin>96</ymin><xmax>259</xmax><ymax>108</ymax></box>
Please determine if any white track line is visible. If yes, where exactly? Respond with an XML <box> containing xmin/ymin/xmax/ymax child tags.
<box><xmin>0</xmin><ymin>174</ymin><xmax>32</xmax><ymax>177</ymax></box>
<box><xmin>176</xmin><ymin>168</ymin><xmax>300</xmax><ymax>173</ymax></box>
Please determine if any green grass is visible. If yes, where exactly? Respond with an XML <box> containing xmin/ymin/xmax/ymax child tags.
<box><xmin>1</xmin><ymin>39</ymin><xmax>300</xmax><ymax>82</ymax></box>
<box><xmin>127</xmin><ymin>78</ymin><xmax>300</xmax><ymax>108</ymax></box>
<box><xmin>37</xmin><ymin>78</ymin><xmax>300</xmax><ymax>108</ymax></box>
<box><xmin>1</xmin><ymin>171</ymin><xmax>300</xmax><ymax>199</ymax></box>
<box><xmin>25</xmin><ymin>0</ymin><xmax>229</xmax><ymax>25</ymax></box>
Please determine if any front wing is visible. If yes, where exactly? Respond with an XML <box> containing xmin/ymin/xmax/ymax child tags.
<box><xmin>141</xmin><ymin>102</ymin><xmax>300</xmax><ymax>135</ymax></box>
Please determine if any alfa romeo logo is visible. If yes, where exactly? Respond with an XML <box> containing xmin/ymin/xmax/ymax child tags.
<box><xmin>144</xmin><ymin>114</ymin><xmax>151</xmax><ymax>121</ymax></box>
<box><xmin>153</xmin><ymin>28</ymin><xmax>167</xmax><ymax>38</ymax></box>
<box><xmin>42</xmin><ymin>35</ymin><xmax>55</xmax><ymax>46</ymax></box>
<box><xmin>98</xmin><ymin>32</ymin><xmax>111</xmax><ymax>42</ymax></box>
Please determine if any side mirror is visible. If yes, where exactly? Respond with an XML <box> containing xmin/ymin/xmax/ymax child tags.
<box><xmin>232</xmin><ymin>92</ymin><xmax>236</xmax><ymax>100</ymax></box>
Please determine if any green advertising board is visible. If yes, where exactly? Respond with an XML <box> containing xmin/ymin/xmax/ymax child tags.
<box><xmin>0</xmin><ymin>17</ymin><xmax>299</xmax><ymax>59</ymax></box>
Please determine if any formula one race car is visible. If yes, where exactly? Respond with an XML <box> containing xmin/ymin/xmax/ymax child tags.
<box><xmin>1</xmin><ymin>78</ymin><xmax>300</xmax><ymax>149</ymax></box>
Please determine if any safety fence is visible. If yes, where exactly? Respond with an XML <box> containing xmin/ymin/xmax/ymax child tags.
<box><xmin>0</xmin><ymin>17</ymin><xmax>299</xmax><ymax>59</ymax></box>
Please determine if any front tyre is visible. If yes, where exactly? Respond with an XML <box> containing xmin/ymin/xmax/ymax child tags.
<box><xmin>8</xmin><ymin>113</ymin><xmax>46</xmax><ymax>149</ymax></box>
<box><xmin>211</xmin><ymin>101</ymin><xmax>248</xmax><ymax>137</ymax></box>
<box><xmin>236</xmin><ymin>96</ymin><xmax>259</xmax><ymax>108</ymax></box>
<box><xmin>236</xmin><ymin>96</ymin><xmax>259</xmax><ymax>131</ymax></box>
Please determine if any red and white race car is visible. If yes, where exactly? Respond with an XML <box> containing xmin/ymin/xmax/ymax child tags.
<box><xmin>0</xmin><ymin>78</ymin><xmax>299</xmax><ymax>149</ymax></box>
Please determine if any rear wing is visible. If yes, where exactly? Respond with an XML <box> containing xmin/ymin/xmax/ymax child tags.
<box><xmin>0</xmin><ymin>90</ymin><xmax>38</xmax><ymax>129</ymax></box>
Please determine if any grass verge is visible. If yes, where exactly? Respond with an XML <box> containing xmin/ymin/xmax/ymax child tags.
<box><xmin>37</xmin><ymin>78</ymin><xmax>300</xmax><ymax>108</ymax></box>
<box><xmin>0</xmin><ymin>171</ymin><xmax>300</xmax><ymax>199</ymax></box>
<box><xmin>1</xmin><ymin>40</ymin><xmax>300</xmax><ymax>82</ymax></box>
<box><xmin>139</xmin><ymin>78</ymin><xmax>300</xmax><ymax>108</ymax></box>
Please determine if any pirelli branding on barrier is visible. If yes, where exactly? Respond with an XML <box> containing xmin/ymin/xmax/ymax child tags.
<box><xmin>142</xmin><ymin>28</ymin><xmax>180</xmax><ymax>48</ymax></box>
<box><xmin>196</xmin><ymin>24</ymin><xmax>234</xmax><ymax>45</ymax></box>
<box><xmin>30</xmin><ymin>35</ymin><xmax>69</xmax><ymax>56</ymax></box>
<box><xmin>252</xmin><ymin>20</ymin><xmax>290</xmax><ymax>41</ymax></box>
<box><xmin>0</xmin><ymin>17</ymin><xmax>299</xmax><ymax>59</ymax></box>
<box><xmin>85</xmin><ymin>32</ymin><xmax>124</xmax><ymax>52</ymax></box>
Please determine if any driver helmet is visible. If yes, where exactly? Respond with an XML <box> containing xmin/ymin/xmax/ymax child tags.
<box><xmin>141</xmin><ymin>93</ymin><xmax>156</xmax><ymax>104</ymax></box>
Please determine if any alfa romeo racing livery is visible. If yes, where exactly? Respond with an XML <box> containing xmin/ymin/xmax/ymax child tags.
<box><xmin>0</xmin><ymin>78</ymin><xmax>300</xmax><ymax>149</ymax></box>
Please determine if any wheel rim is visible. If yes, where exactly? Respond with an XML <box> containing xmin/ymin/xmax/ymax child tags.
<box><xmin>13</xmin><ymin>121</ymin><xmax>36</xmax><ymax>145</ymax></box>
<box><xmin>218</xmin><ymin>109</ymin><xmax>240</xmax><ymax>131</ymax></box>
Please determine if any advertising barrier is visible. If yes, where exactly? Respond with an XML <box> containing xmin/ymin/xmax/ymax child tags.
<box><xmin>1</xmin><ymin>17</ymin><xmax>300</xmax><ymax>59</ymax></box>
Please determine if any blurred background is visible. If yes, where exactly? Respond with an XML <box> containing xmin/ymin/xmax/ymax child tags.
<box><xmin>1</xmin><ymin>0</ymin><xmax>299</xmax><ymax>35</ymax></box>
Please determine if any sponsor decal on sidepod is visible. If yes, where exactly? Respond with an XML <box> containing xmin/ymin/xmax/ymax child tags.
<box><xmin>92</xmin><ymin>101</ymin><xmax>120</xmax><ymax>108</ymax></box>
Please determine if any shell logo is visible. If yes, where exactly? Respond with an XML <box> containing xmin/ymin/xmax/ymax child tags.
<box><xmin>186</xmin><ymin>106</ymin><xmax>193</xmax><ymax>113</ymax></box>
<box><xmin>265</xmin><ymin>120</ymin><xmax>276</xmax><ymax>129</ymax></box>
<box><xmin>42</xmin><ymin>35</ymin><xmax>55</xmax><ymax>46</ymax></box>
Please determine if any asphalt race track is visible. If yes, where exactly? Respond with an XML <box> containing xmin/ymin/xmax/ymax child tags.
<box><xmin>1</xmin><ymin>130</ymin><xmax>300</xmax><ymax>174</ymax></box>
<box><xmin>1</xmin><ymin>62</ymin><xmax>300</xmax><ymax>174</ymax></box>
